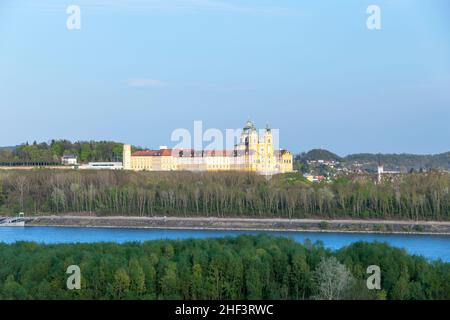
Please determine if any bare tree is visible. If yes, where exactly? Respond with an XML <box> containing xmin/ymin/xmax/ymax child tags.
<box><xmin>12</xmin><ymin>175</ymin><xmax>28</xmax><ymax>212</ymax></box>
<box><xmin>313</xmin><ymin>256</ymin><xmax>354</xmax><ymax>300</ymax></box>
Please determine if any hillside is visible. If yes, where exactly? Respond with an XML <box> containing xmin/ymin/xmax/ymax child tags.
<box><xmin>0</xmin><ymin>140</ymin><xmax>124</xmax><ymax>164</ymax></box>
<box><xmin>344</xmin><ymin>152</ymin><xmax>450</xmax><ymax>171</ymax></box>
<box><xmin>301</xmin><ymin>149</ymin><xmax>342</xmax><ymax>162</ymax></box>
<box><xmin>296</xmin><ymin>149</ymin><xmax>450</xmax><ymax>171</ymax></box>
<box><xmin>0</xmin><ymin>146</ymin><xmax>16</xmax><ymax>151</ymax></box>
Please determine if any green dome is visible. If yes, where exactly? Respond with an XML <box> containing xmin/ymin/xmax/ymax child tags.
<box><xmin>243</xmin><ymin>120</ymin><xmax>256</xmax><ymax>131</ymax></box>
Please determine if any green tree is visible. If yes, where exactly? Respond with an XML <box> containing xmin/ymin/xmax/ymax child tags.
<box><xmin>245</xmin><ymin>256</ymin><xmax>263</xmax><ymax>299</ymax></box>
<box><xmin>290</xmin><ymin>253</ymin><xmax>312</xmax><ymax>299</ymax></box>
<box><xmin>159</xmin><ymin>263</ymin><xmax>179</xmax><ymax>299</ymax></box>
<box><xmin>191</xmin><ymin>263</ymin><xmax>203</xmax><ymax>299</ymax></box>
<box><xmin>2</xmin><ymin>275</ymin><xmax>27</xmax><ymax>300</ymax></box>
<box><xmin>113</xmin><ymin>268</ymin><xmax>130</xmax><ymax>299</ymax></box>
<box><xmin>128</xmin><ymin>259</ymin><xmax>146</xmax><ymax>295</ymax></box>
<box><xmin>391</xmin><ymin>268</ymin><xmax>410</xmax><ymax>300</ymax></box>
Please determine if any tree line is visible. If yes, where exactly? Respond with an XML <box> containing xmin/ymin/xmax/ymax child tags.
<box><xmin>1</xmin><ymin>170</ymin><xmax>450</xmax><ymax>220</ymax></box>
<box><xmin>0</xmin><ymin>140</ymin><xmax>124</xmax><ymax>164</ymax></box>
<box><xmin>0</xmin><ymin>236</ymin><xmax>448</xmax><ymax>300</ymax></box>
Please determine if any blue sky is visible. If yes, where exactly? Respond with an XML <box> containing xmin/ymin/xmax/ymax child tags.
<box><xmin>1</xmin><ymin>0</ymin><xmax>449</xmax><ymax>155</ymax></box>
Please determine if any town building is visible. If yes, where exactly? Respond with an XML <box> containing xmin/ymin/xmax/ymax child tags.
<box><xmin>123</xmin><ymin>121</ymin><xmax>294</xmax><ymax>175</ymax></box>
<box><xmin>61</xmin><ymin>155</ymin><xmax>77</xmax><ymax>165</ymax></box>
<box><xmin>78</xmin><ymin>162</ymin><xmax>123</xmax><ymax>170</ymax></box>
<box><xmin>303</xmin><ymin>174</ymin><xmax>326</xmax><ymax>183</ymax></box>
<box><xmin>377</xmin><ymin>164</ymin><xmax>400</xmax><ymax>183</ymax></box>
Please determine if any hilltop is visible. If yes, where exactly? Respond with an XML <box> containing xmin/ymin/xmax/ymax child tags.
<box><xmin>301</xmin><ymin>149</ymin><xmax>342</xmax><ymax>162</ymax></box>
<box><xmin>296</xmin><ymin>149</ymin><xmax>450</xmax><ymax>172</ymax></box>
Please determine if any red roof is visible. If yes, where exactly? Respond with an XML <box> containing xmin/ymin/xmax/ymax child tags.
<box><xmin>132</xmin><ymin>149</ymin><xmax>173</xmax><ymax>157</ymax></box>
<box><xmin>203</xmin><ymin>150</ymin><xmax>235</xmax><ymax>157</ymax></box>
<box><xmin>132</xmin><ymin>149</ymin><xmax>264</xmax><ymax>157</ymax></box>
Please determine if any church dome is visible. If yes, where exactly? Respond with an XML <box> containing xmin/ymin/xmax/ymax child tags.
<box><xmin>243</xmin><ymin>120</ymin><xmax>256</xmax><ymax>131</ymax></box>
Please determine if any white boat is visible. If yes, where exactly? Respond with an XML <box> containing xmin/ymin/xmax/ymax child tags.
<box><xmin>0</xmin><ymin>212</ymin><xmax>26</xmax><ymax>227</ymax></box>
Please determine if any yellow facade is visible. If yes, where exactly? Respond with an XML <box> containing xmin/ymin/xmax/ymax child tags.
<box><xmin>123</xmin><ymin>121</ymin><xmax>294</xmax><ymax>175</ymax></box>
<box><xmin>129</xmin><ymin>155</ymin><xmax>177</xmax><ymax>171</ymax></box>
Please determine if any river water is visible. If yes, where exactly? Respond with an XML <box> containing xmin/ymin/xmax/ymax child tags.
<box><xmin>1</xmin><ymin>226</ymin><xmax>449</xmax><ymax>262</ymax></box>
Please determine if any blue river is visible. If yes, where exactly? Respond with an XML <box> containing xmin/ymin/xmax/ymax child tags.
<box><xmin>1</xmin><ymin>226</ymin><xmax>450</xmax><ymax>262</ymax></box>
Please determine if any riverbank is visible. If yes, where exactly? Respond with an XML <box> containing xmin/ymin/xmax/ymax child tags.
<box><xmin>20</xmin><ymin>215</ymin><xmax>450</xmax><ymax>235</ymax></box>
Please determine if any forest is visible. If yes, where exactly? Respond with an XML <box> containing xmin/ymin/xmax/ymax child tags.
<box><xmin>0</xmin><ymin>140</ymin><xmax>124</xmax><ymax>164</ymax></box>
<box><xmin>1</xmin><ymin>170</ymin><xmax>450</xmax><ymax>220</ymax></box>
<box><xmin>0</xmin><ymin>236</ymin><xmax>448</xmax><ymax>300</ymax></box>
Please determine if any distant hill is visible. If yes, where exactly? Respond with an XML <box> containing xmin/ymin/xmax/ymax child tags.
<box><xmin>296</xmin><ymin>149</ymin><xmax>450</xmax><ymax>172</ymax></box>
<box><xmin>300</xmin><ymin>149</ymin><xmax>342</xmax><ymax>162</ymax></box>
<box><xmin>344</xmin><ymin>152</ymin><xmax>450</xmax><ymax>171</ymax></box>
<box><xmin>0</xmin><ymin>146</ymin><xmax>17</xmax><ymax>151</ymax></box>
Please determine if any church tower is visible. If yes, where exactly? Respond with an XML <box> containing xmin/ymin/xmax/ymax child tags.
<box><xmin>264</xmin><ymin>124</ymin><xmax>274</xmax><ymax>155</ymax></box>
<box><xmin>238</xmin><ymin>120</ymin><xmax>259</xmax><ymax>171</ymax></box>
<box><xmin>239</xmin><ymin>120</ymin><xmax>258</xmax><ymax>153</ymax></box>
<box><xmin>261</xmin><ymin>124</ymin><xmax>275</xmax><ymax>173</ymax></box>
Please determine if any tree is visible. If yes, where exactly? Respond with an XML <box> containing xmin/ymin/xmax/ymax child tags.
<box><xmin>290</xmin><ymin>253</ymin><xmax>312</xmax><ymax>299</ymax></box>
<box><xmin>128</xmin><ymin>259</ymin><xmax>146</xmax><ymax>295</ymax></box>
<box><xmin>12</xmin><ymin>175</ymin><xmax>28</xmax><ymax>212</ymax></box>
<box><xmin>0</xmin><ymin>237</ymin><xmax>449</xmax><ymax>300</ymax></box>
<box><xmin>1</xmin><ymin>275</ymin><xmax>27</xmax><ymax>300</ymax></box>
<box><xmin>391</xmin><ymin>268</ymin><xmax>410</xmax><ymax>300</ymax></box>
<box><xmin>245</xmin><ymin>256</ymin><xmax>263</xmax><ymax>299</ymax></box>
<box><xmin>51</xmin><ymin>187</ymin><xmax>66</xmax><ymax>213</ymax></box>
<box><xmin>113</xmin><ymin>268</ymin><xmax>130</xmax><ymax>299</ymax></box>
<box><xmin>163</xmin><ymin>244</ymin><xmax>175</xmax><ymax>259</ymax></box>
<box><xmin>313</xmin><ymin>257</ymin><xmax>354</xmax><ymax>300</ymax></box>
<box><xmin>0</xmin><ymin>181</ymin><xmax>5</xmax><ymax>207</ymax></box>
<box><xmin>191</xmin><ymin>263</ymin><xmax>203</xmax><ymax>299</ymax></box>
<box><xmin>159</xmin><ymin>263</ymin><xmax>179</xmax><ymax>299</ymax></box>
<box><xmin>79</xmin><ymin>144</ymin><xmax>91</xmax><ymax>162</ymax></box>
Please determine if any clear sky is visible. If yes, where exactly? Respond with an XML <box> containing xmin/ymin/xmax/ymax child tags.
<box><xmin>1</xmin><ymin>0</ymin><xmax>449</xmax><ymax>155</ymax></box>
